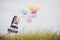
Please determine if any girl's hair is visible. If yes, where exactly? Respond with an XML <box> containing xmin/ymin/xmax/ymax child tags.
<box><xmin>11</xmin><ymin>16</ymin><xmax>17</xmax><ymax>25</ymax></box>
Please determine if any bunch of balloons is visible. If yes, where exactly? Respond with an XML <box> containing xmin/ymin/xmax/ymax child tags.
<box><xmin>21</xmin><ymin>6</ymin><xmax>40</xmax><ymax>23</ymax></box>
<box><xmin>29</xmin><ymin>6</ymin><xmax>40</xmax><ymax>14</ymax></box>
<box><xmin>27</xmin><ymin>6</ymin><xmax>40</xmax><ymax>23</ymax></box>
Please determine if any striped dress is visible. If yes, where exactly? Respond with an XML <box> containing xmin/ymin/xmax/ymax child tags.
<box><xmin>8</xmin><ymin>19</ymin><xmax>19</xmax><ymax>33</ymax></box>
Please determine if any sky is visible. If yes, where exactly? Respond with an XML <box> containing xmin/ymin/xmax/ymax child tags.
<box><xmin>0</xmin><ymin>0</ymin><xmax>60</xmax><ymax>35</ymax></box>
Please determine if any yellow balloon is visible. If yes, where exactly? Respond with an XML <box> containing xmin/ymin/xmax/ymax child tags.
<box><xmin>29</xmin><ymin>6</ymin><xmax>34</xmax><ymax>11</ymax></box>
<box><xmin>35</xmin><ymin>7</ymin><xmax>40</xmax><ymax>11</ymax></box>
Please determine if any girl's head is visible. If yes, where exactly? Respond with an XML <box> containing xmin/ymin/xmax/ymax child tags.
<box><xmin>11</xmin><ymin>16</ymin><xmax>18</xmax><ymax>24</ymax></box>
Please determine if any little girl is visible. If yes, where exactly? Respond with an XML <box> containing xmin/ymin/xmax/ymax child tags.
<box><xmin>7</xmin><ymin>16</ymin><xmax>19</xmax><ymax>34</ymax></box>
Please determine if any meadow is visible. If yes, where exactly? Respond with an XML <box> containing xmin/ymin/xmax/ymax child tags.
<box><xmin>0</xmin><ymin>31</ymin><xmax>60</xmax><ymax>40</ymax></box>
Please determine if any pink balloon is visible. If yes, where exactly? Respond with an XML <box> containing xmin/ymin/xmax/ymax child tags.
<box><xmin>27</xmin><ymin>18</ymin><xmax>32</xmax><ymax>23</ymax></box>
<box><xmin>32</xmin><ymin>10</ymin><xmax>37</xmax><ymax>14</ymax></box>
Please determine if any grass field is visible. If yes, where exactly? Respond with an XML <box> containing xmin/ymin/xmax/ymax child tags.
<box><xmin>0</xmin><ymin>31</ymin><xmax>60</xmax><ymax>40</ymax></box>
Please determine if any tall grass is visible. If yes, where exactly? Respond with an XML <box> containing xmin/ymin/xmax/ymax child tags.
<box><xmin>0</xmin><ymin>31</ymin><xmax>60</xmax><ymax>40</ymax></box>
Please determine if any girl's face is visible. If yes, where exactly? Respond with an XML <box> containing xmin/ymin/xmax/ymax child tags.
<box><xmin>14</xmin><ymin>16</ymin><xmax>18</xmax><ymax>21</ymax></box>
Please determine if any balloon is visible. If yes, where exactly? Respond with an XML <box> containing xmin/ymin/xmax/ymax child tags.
<box><xmin>21</xmin><ymin>10</ymin><xmax>27</xmax><ymax>15</ymax></box>
<box><xmin>29</xmin><ymin>6</ymin><xmax>40</xmax><ymax>15</ymax></box>
<box><xmin>35</xmin><ymin>7</ymin><xmax>40</xmax><ymax>11</ymax></box>
<box><xmin>27</xmin><ymin>18</ymin><xmax>32</xmax><ymax>23</ymax></box>
<box><xmin>30</xmin><ymin>10</ymin><xmax>36</xmax><ymax>14</ymax></box>
<box><xmin>23</xmin><ymin>12</ymin><xmax>27</xmax><ymax>15</ymax></box>
<box><xmin>31</xmin><ymin>10</ymin><xmax>37</xmax><ymax>14</ymax></box>
<box><xmin>29</xmin><ymin>6</ymin><xmax>34</xmax><ymax>11</ymax></box>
